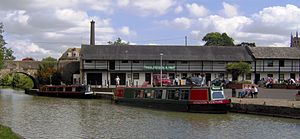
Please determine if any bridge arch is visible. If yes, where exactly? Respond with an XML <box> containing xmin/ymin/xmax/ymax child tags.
<box><xmin>12</xmin><ymin>72</ymin><xmax>39</xmax><ymax>89</ymax></box>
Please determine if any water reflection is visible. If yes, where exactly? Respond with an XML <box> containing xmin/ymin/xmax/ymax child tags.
<box><xmin>0</xmin><ymin>88</ymin><xmax>300</xmax><ymax>139</ymax></box>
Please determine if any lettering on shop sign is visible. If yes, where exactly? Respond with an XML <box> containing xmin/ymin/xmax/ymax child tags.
<box><xmin>144</xmin><ymin>65</ymin><xmax>175</xmax><ymax>71</ymax></box>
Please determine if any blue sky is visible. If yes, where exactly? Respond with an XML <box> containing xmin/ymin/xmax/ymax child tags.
<box><xmin>0</xmin><ymin>0</ymin><xmax>300</xmax><ymax>60</ymax></box>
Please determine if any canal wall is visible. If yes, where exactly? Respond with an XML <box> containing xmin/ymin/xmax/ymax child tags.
<box><xmin>230</xmin><ymin>98</ymin><xmax>300</xmax><ymax>119</ymax></box>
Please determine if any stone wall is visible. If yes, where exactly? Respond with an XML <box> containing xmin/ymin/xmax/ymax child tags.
<box><xmin>58</xmin><ymin>60</ymin><xmax>80</xmax><ymax>85</ymax></box>
<box><xmin>230</xmin><ymin>103</ymin><xmax>300</xmax><ymax>119</ymax></box>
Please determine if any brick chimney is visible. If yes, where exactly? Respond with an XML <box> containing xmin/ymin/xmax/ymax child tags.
<box><xmin>90</xmin><ymin>20</ymin><xmax>95</xmax><ymax>46</ymax></box>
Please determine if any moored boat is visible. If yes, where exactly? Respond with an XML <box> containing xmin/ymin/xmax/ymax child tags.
<box><xmin>35</xmin><ymin>85</ymin><xmax>93</xmax><ymax>98</ymax></box>
<box><xmin>114</xmin><ymin>86</ymin><xmax>231</xmax><ymax>113</ymax></box>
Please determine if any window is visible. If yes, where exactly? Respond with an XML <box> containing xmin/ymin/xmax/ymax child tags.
<box><xmin>212</xmin><ymin>91</ymin><xmax>224</xmax><ymax>99</ymax></box>
<box><xmin>279</xmin><ymin>74</ymin><xmax>284</xmax><ymax>82</ymax></box>
<box><xmin>181</xmin><ymin>73</ymin><xmax>187</xmax><ymax>79</ymax></box>
<box><xmin>266</xmin><ymin>60</ymin><xmax>273</xmax><ymax>67</ymax></box>
<box><xmin>85</xmin><ymin>60</ymin><xmax>92</xmax><ymax>63</ymax></box>
<box><xmin>133</xmin><ymin>60</ymin><xmax>139</xmax><ymax>63</ymax></box>
<box><xmin>133</xmin><ymin>73</ymin><xmax>139</xmax><ymax>79</ymax></box>
<box><xmin>267</xmin><ymin>74</ymin><xmax>273</xmax><ymax>77</ymax></box>
<box><xmin>66</xmin><ymin>87</ymin><xmax>72</xmax><ymax>92</ymax></box>
<box><xmin>168</xmin><ymin>61</ymin><xmax>175</xmax><ymax>63</ymax></box>
<box><xmin>181</xmin><ymin>61</ymin><xmax>188</xmax><ymax>64</ymax></box>
<box><xmin>279</xmin><ymin>60</ymin><xmax>284</xmax><ymax>67</ymax></box>
<box><xmin>246</xmin><ymin>73</ymin><xmax>251</xmax><ymax>80</ymax></box>
<box><xmin>121</xmin><ymin>60</ymin><xmax>128</xmax><ymax>63</ymax></box>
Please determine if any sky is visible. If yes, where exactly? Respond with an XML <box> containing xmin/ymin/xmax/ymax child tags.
<box><xmin>0</xmin><ymin>0</ymin><xmax>300</xmax><ymax>60</ymax></box>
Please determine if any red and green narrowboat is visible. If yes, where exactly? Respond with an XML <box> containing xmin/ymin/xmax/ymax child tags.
<box><xmin>35</xmin><ymin>85</ymin><xmax>93</xmax><ymax>98</ymax></box>
<box><xmin>114</xmin><ymin>86</ymin><xmax>231</xmax><ymax>113</ymax></box>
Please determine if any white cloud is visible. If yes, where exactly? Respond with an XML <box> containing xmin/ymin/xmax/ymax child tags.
<box><xmin>4</xmin><ymin>10</ymin><xmax>29</xmax><ymax>25</ymax></box>
<box><xmin>159</xmin><ymin>17</ymin><xmax>192</xmax><ymax>29</ymax></box>
<box><xmin>174</xmin><ymin>6</ymin><xmax>183</xmax><ymax>13</ymax></box>
<box><xmin>117</xmin><ymin>0</ymin><xmax>130</xmax><ymax>7</ymax></box>
<box><xmin>198</xmin><ymin>15</ymin><xmax>252</xmax><ymax>34</ymax></box>
<box><xmin>173</xmin><ymin>17</ymin><xmax>192</xmax><ymax>29</ymax></box>
<box><xmin>269</xmin><ymin>40</ymin><xmax>290</xmax><ymax>47</ymax></box>
<box><xmin>119</xmin><ymin>26</ymin><xmax>136</xmax><ymax>36</ymax></box>
<box><xmin>222</xmin><ymin>2</ymin><xmax>238</xmax><ymax>17</ymax></box>
<box><xmin>9</xmin><ymin>40</ymin><xmax>52</xmax><ymax>59</ymax></box>
<box><xmin>132</xmin><ymin>0</ymin><xmax>175</xmax><ymax>16</ymax></box>
<box><xmin>186</xmin><ymin>3</ymin><xmax>208</xmax><ymax>17</ymax></box>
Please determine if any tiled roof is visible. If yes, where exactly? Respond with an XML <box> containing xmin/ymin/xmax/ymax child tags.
<box><xmin>248</xmin><ymin>47</ymin><xmax>300</xmax><ymax>59</ymax></box>
<box><xmin>81</xmin><ymin>45</ymin><xmax>253</xmax><ymax>61</ymax></box>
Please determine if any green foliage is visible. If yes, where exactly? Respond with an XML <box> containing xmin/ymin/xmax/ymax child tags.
<box><xmin>0</xmin><ymin>23</ymin><xmax>6</xmax><ymax>69</ymax></box>
<box><xmin>0</xmin><ymin>124</ymin><xmax>21</xmax><ymax>139</ymax></box>
<box><xmin>202</xmin><ymin>32</ymin><xmax>234</xmax><ymax>46</ymax></box>
<box><xmin>107</xmin><ymin>37</ymin><xmax>129</xmax><ymax>45</ymax></box>
<box><xmin>36</xmin><ymin>60</ymin><xmax>58</xmax><ymax>85</ymax></box>
<box><xmin>42</xmin><ymin>56</ymin><xmax>57</xmax><ymax>62</ymax></box>
<box><xmin>236</xmin><ymin>42</ymin><xmax>256</xmax><ymax>47</ymax></box>
<box><xmin>0</xmin><ymin>23</ymin><xmax>15</xmax><ymax>61</ymax></box>
<box><xmin>0</xmin><ymin>74</ymin><xmax>13</xmax><ymax>86</ymax></box>
<box><xmin>0</xmin><ymin>73</ymin><xmax>34</xmax><ymax>89</ymax></box>
<box><xmin>226</xmin><ymin>62</ymin><xmax>252</xmax><ymax>81</ymax></box>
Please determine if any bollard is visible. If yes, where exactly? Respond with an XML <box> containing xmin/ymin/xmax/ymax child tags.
<box><xmin>232</xmin><ymin>88</ymin><xmax>236</xmax><ymax>97</ymax></box>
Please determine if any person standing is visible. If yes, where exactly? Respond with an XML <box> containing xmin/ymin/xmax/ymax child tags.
<box><xmin>253</xmin><ymin>86</ymin><xmax>259</xmax><ymax>98</ymax></box>
<box><xmin>115</xmin><ymin>76</ymin><xmax>120</xmax><ymax>86</ymax></box>
<box><xmin>174</xmin><ymin>76</ymin><xmax>179</xmax><ymax>86</ymax></box>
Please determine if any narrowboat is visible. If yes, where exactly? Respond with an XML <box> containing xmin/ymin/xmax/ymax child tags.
<box><xmin>35</xmin><ymin>85</ymin><xmax>93</xmax><ymax>98</ymax></box>
<box><xmin>114</xmin><ymin>86</ymin><xmax>231</xmax><ymax>113</ymax></box>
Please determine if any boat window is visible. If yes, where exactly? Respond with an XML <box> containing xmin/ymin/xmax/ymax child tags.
<box><xmin>134</xmin><ymin>90</ymin><xmax>139</xmax><ymax>98</ymax></box>
<box><xmin>66</xmin><ymin>87</ymin><xmax>72</xmax><ymax>92</ymax></box>
<box><xmin>135</xmin><ymin>89</ymin><xmax>144</xmax><ymax>98</ymax></box>
<box><xmin>166</xmin><ymin>90</ymin><xmax>181</xmax><ymax>100</ymax></box>
<box><xmin>57</xmin><ymin>87</ymin><xmax>63</xmax><ymax>91</ymax></box>
<box><xmin>212</xmin><ymin>91</ymin><xmax>224</xmax><ymax>99</ymax></box>
<box><xmin>180</xmin><ymin>89</ymin><xmax>189</xmax><ymax>100</ymax></box>
<box><xmin>144</xmin><ymin>89</ymin><xmax>150</xmax><ymax>98</ymax></box>
<box><xmin>49</xmin><ymin>87</ymin><xmax>55</xmax><ymax>91</ymax></box>
<box><xmin>155</xmin><ymin>90</ymin><xmax>162</xmax><ymax>99</ymax></box>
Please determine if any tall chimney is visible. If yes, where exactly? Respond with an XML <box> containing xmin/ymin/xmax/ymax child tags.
<box><xmin>90</xmin><ymin>20</ymin><xmax>95</xmax><ymax>46</ymax></box>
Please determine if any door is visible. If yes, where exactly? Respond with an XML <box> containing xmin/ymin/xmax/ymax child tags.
<box><xmin>87</xmin><ymin>73</ymin><xmax>102</xmax><ymax>85</ymax></box>
<box><xmin>255</xmin><ymin>74</ymin><xmax>260</xmax><ymax>84</ymax></box>
<box><xmin>111</xmin><ymin>73</ymin><xmax>126</xmax><ymax>85</ymax></box>
<box><xmin>290</xmin><ymin>73</ymin><xmax>295</xmax><ymax>79</ymax></box>
<box><xmin>145</xmin><ymin>73</ymin><xmax>151</xmax><ymax>84</ymax></box>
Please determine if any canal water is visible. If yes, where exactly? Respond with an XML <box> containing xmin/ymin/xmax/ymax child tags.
<box><xmin>0</xmin><ymin>88</ymin><xmax>300</xmax><ymax>139</ymax></box>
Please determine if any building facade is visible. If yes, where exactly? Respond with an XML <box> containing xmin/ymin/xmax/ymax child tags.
<box><xmin>291</xmin><ymin>32</ymin><xmax>300</xmax><ymax>47</ymax></box>
<box><xmin>249</xmin><ymin>47</ymin><xmax>300</xmax><ymax>83</ymax></box>
<box><xmin>80</xmin><ymin>45</ymin><xmax>253</xmax><ymax>87</ymax></box>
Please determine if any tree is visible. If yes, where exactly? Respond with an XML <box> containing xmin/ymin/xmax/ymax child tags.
<box><xmin>0</xmin><ymin>22</ymin><xmax>6</xmax><ymax>69</ymax></box>
<box><xmin>0</xmin><ymin>23</ymin><xmax>15</xmax><ymax>61</ymax></box>
<box><xmin>42</xmin><ymin>56</ymin><xmax>57</xmax><ymax>62</ymax></box>
<box><xmin>36</xmin><ymin>60</ymin><xmax>57</xmax><ymax>85</ymax></box>
<box><xmin>107</xmin><ymin>37</ymin><xmax>129</xmax><ymax>45</ymax></box>
<box><xmin>236</xmin><ymin>42</ymin><xmax>256</xmax><ymax>47</ymax></box>
<box><xmin>202</xmin><ymin>32</ymin><xmax>234</xmax><ymax>46</ymax></box>
<box><xmin>226</xmin><ymin>62</ymin><xmax>251</xmax><ymax>81</ymax></box>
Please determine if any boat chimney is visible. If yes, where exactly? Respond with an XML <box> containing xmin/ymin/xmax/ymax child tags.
<box><xmin>90</xmin><ymin>20</ymin><xmax>95</xmax><ymax>46</ymax></box>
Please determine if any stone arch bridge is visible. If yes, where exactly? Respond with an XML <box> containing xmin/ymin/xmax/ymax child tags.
<box><xmin>0</xmin><ymin>60</ymin><xmax>41</xmax><ymax>89</ymax></box>
<box><xmin>1</xmin><ymin>60</ymin><xmax>79</xmax><ymax>89</ymax></box>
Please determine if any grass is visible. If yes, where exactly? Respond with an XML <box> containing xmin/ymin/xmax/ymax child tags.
<box><xmin>0</xmin><ymin>124</ymin><xmax>21</xmax><ymax>139</ymax></box>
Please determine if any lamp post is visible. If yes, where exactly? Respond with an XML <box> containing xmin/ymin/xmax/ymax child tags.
<box><xmin>160</xmin><ymin>53</ymin><xmax>163</xmax><ymax>87</ymax></box>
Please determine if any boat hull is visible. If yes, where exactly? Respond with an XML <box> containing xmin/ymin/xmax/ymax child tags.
<box><xmin>115</xmin><ymin>98</ymin><xmax>229</xmax><ymax>113</ymax></box>
<box><xmin>36</xmin><ymin>91</ymin><xmax>92</xmax><ymax>98</ymax></box>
